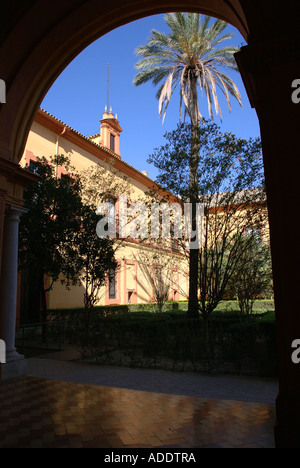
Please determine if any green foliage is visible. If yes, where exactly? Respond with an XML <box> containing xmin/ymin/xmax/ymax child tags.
<box><xmin>227</xmin><ymin>236</ymin><xmax>273</xmax><ymax>315</ymax></box>
<box><xmin>72</xmin><ymin>204</ymin><xmax>116</xmax><ymax>324</ymax></box>
<box><xmin>19</xmin><ymin>155</ymin><xmax>84</xmax><ymax>318</ymax></box>
<box><xmin>19</xmin><ymin>155</ymin><xmax>117</xmax><ymax>320</ymax></box>
<box><xmin>149</xmin><ymin>121</ymin><xmax>267</xmax><ymax>325</ymax></box>
<box><xmin>20</xmin><ymin>155</ymin><xmax>83</xmax><ymax>283</ymax></box>
<box><xmin>149</xmin><ymin>121</ymin><xmax>264</xmax><ymax>201</ymax></box>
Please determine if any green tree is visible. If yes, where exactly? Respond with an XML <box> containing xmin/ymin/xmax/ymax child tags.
<box><xmin>135</xmin><ymin>250</ymin><xmax>174</xmax><ymax>313</ymax></box>
<box><xmin>19</xmin><ymin>155</ymin><xmax>83</xmax><ymax>324</ymax></box>
<box><xmin>134</xmin><ymin>12</ymin><xmax>242</xmax><ymax>317</ymax></box>
<box><xmin>73</xmin><ymin>204</ymin><xmax>117</xmax><ymax>327</ymax></box>
<box><xmin>148</xmin><ymin>121</ymin><xmax>267</xmax><ymax>333</ymax></box>
<box><xmin>19</xmin><ymin>156</ymin><xmax>117</xmax><ymax>329</ymax></box>
<box><xmin>228</xmin><ymin>234</ymin><xmax>273</xmax><ymax>315</ymax></box>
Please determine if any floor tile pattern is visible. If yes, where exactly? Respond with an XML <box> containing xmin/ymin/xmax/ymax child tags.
<box><xmin>0</xmin><ymin>377</ymin><xmax>275</xmax><ymax>448</ymax></box>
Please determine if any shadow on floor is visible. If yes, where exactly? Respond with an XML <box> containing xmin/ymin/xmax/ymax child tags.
<box><xmin>0</xmin><ymin>376</ymin><xmax>275</xmax><ymax>448</ymax></box>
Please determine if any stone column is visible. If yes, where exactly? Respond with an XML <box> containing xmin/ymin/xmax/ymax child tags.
<box><xmin>0</xmin><ymin>205</ymin><xmax>27</xmax><ymax>363</ymax></box>
<box><xmin>235</xmin><ymin>27</ymin><xmax>300</xmax><ymax>448</ymax></box>
<box><xmin>0</xmin><ymin>189</ymin><xmax>6</xmax><ymax>279</ymax></box>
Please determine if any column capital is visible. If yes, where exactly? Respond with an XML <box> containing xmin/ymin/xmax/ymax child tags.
<box><xmin>235</xmin><ymin>26</ymin><xmax>300</xmax><ymax>109</ymax></box>
<box><xmin>5</xmin><ymin>204</ymin><xmax>28</xmax><ymax>219</ymax></box>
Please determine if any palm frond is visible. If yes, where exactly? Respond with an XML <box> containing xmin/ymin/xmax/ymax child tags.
<box><xmin>134</xmin><ymin>12</ymin><xmax>242</xmax><ymax>123</ymax></box>
<box><xmin>200</xmin><ymin>15</ymin><xmax>211</xmax><ymax>35</ymax></box>
<box><xmin>158</xmin><ymin>70</ymin><xmax>175</xmax><ymax>121</ymax></box>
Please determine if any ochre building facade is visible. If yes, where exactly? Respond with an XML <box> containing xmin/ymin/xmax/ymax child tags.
<box><xmin>19</xmin><ymin>108</ymin><xmax>189</xmax><ymax>315</ymax></box>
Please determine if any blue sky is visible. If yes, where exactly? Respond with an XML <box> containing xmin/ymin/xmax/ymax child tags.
<box><xmin>41</xmin><ymin>14</ymin><xmax>261</xmax><ymax>180</ymax></box>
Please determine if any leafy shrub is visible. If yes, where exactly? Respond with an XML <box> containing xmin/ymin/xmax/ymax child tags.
<box><xmin>47</xmin><ymin>307</ymin><xmax>277</xmax><ymax>377</ymax></box>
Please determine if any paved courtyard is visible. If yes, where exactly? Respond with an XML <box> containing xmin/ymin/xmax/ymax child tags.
<box><xmin>0</xmin><ymin>352</ymin><xmax>278</xmax><ymax>448</ymax></box>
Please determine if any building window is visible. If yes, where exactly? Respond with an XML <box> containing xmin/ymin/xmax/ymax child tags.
<box><xmin>60</xmin><ymin>173</ymin><xmax>72</xmax><ymax>187</ymax></box>
<box><xmin>109</xmin><ymin>268</ymin><xmax>117</xmax><ymax>300</ymax></box>
<box><xmin>128</xmin><ymin>291</ymin><xmax>134</xmax><ymax>304</ymax></box>
<box><xmin>246</xmin><ymin>226</ymin><xmax>262</xmax><ymax>243</ymax></box>
<box><xmin>110</xmin><ymin>134</ymin><xmax>115</xmax><ymax>152</ymax></box>
<box><xmin>107</xmin><ymin>197</ymin><xmax>116</xmax><ymax>225</ymax></box>
<box><xmin>170</xmin><ymin>223</ymin><xmax>181</xmax><ymax>252</ymax></box>
<box><xmin>28</xmin><ymin>160</ymin><xmax>41</xmax><ymax>174</ymax></box>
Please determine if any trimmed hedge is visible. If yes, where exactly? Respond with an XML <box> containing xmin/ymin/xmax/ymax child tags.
<box><xmin>48</xmin><ymin>307</ymin><xmax>277</xmax><ymax>377</ymax></box>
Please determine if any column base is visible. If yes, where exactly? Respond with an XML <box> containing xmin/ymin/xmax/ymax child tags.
<box><xmin>1</xmin><ymin>351</ymin><xmax>27</xmax><ymax>381</ymax></box>
<box><xmin>1</xmin><ymin>359</ymin><xmax>27</xmax><ymax>381</ymax></box>
<box><xmin>275</xmin><ymin>424</ymin><xmax>300</xmax><ymax>448</ymax></box>
<box><xmin>275</xmin><ymin>394</ymin><xmax>300</xmax><ymax>448</ymax></box>
<box><xmin>6</xmin><ymin>348</ymin><xmax>24</xmax><ymax>363</ymax></box>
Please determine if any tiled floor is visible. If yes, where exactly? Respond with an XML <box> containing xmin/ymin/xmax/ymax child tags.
<box><xmin>0</xmin><ymin>376</ymin><xmax>275</xmax><ymax>448</ymax></box>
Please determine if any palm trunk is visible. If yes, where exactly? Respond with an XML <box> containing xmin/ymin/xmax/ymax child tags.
<box><xmin>188</xmin><ymin>178</ymin><xmax>199</xmax><ymax>318</ymax></box>
<box><xmin>187</xmin><ymin>78</ymin><xmax>200</xmax><ymax>319</ymax></box>
<box><xmin>188</xmin><ymin>239</ymin><xmax>199</xmax><ymax>317</ymax></box>
<box><xmin>40</xmin><ymin>275</ymin><xmax>48</xmax><ymax>344</ymax></box>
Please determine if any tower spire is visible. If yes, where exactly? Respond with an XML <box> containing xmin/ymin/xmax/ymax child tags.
<box><xmin>107</xmin><ymin>64</ymin><xmax>110</xmax><ymax>112</ymax></box>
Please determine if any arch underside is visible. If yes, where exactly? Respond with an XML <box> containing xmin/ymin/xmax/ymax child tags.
<box><xmin>0</xmin><ymin>0</ymin><xmax>248</xmax><ymax>162</ymax></box>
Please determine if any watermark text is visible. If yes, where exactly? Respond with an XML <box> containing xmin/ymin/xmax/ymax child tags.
<box><xmin>0</xmin><ymin>79</ymin><xmax>6</xmax><ymax>104</ymax></box>
<box><xmin>0</xmin><ymin>339</ymin><xmax>6</xmax><ymax>364</ymax></box>
<box><xmin>291</xmin><ymin>339</ymin><xmax>300</xmax><ymax>364</ymax></box>
<box><xmin>96</xmin><ymin>196</ymin><xmax>204</xmax><ymax>250</ymax></box>
<box><xmin>104</xmin><ymin>451</ymin><xmax>196</xmax><ymax>465</ymax></box>
<box><xmin>291</xmin><ymin>79</ymin><xmax>300</xmax><ymax>104</ymax></box>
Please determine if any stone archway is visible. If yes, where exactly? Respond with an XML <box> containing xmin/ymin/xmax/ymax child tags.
<box><xmin>1</xmin><ymin>0</ymin><xmax>300</xmax><ymax>448</ymax></box>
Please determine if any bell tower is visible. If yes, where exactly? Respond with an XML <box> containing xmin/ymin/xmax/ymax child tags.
<box><xmin>90</xmin><ymin>107</ymin><xmax>122</xmax><ymax>158</ymax></box>
<box><xmin>90</xmin><ymin>65</ymin><xmax>122</xmax><ymax>157</ymax></box>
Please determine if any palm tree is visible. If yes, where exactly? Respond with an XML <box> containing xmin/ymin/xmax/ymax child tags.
<box><xmin>134</xmin><ymin>12</ymin><xmax>242</xmax><ymax>318</ymax></box>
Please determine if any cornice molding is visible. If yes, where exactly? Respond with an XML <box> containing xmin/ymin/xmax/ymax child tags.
<box><xmin>100</xmin><ymin>118</ymin><xmax>123</xmax><ymax>134</ymax></box>
<box><xmin>0</xmin><ymin>157</ymin><xmax>39</xmax><ymax>185</ymax></box>
<box><xmin>235</xmin><ymin>26</ymin><xmax>300</xmax><ymax>108</ymax></box>
<box><xmin>34</xmin><ymin>109</ymin><xmax>179</xmax><ymax>203</ymax></box>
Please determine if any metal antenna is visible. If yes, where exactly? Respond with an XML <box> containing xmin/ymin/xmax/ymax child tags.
<box><xmin>107</xmin><ymin>64</ymin><xmax>110</xmax><ymax>111</ymax></box>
